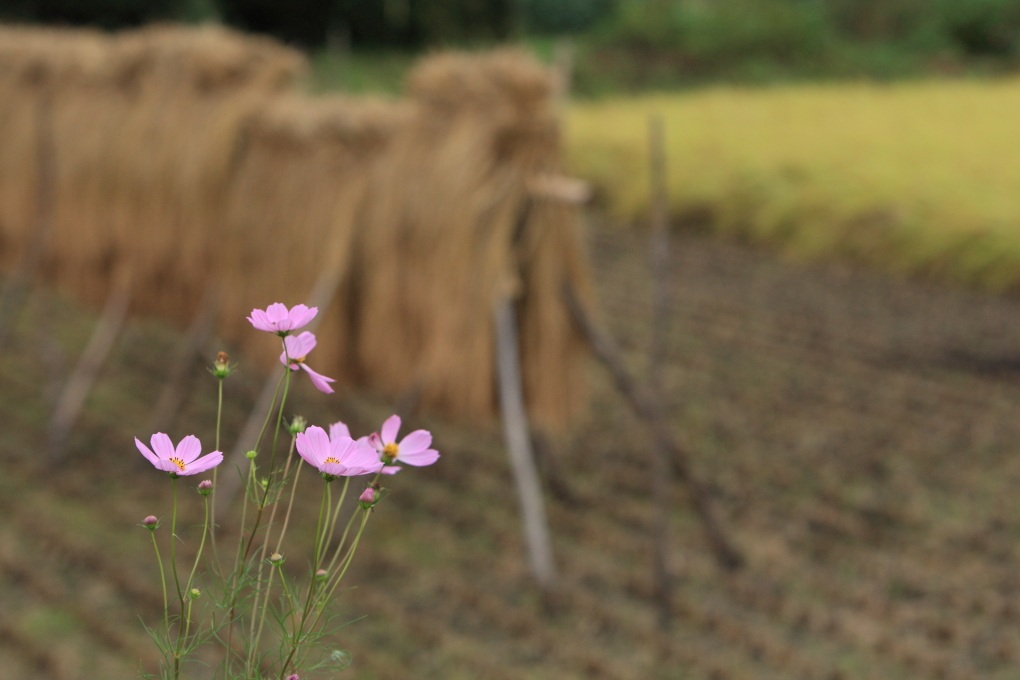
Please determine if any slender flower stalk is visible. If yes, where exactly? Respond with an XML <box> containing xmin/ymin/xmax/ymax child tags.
<box><xmin>144</xmin><ymin>517</ymin><xmax>170</xmax><ymax>639</ymax></box>
<box><xmin>209</xmin><ymin>351</ymin><xmax>230</xmax><ymax>570</ymax></box>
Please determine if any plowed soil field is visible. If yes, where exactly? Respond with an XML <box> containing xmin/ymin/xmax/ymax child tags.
<box><xmin>3</xmin><ymin>218</ymin><xmax>1020</xmax><ymax>679</ymax></box>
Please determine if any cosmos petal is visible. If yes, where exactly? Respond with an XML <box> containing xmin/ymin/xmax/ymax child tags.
<box><xmin>398</xmin><ymin>429</ymin><xmax>432</xmax><ymax>455</ymax></box>
<box><xmin>176</xmin><ymin>435</ymin><xmax>202</xmax><ymax>464</ymax></box>
<box><xmin>296</xmin><ymin>426</ymin><xmax>330</xmax><ymax>467</ymax></box>
<box><xmin>381</xmin><ymin>415</ymin><xmax>401</xmax><ymax>444</ymax></box>
<box><xmin>301</xmin><ymin>364</ymin><xmax>335</xmax><ymax>394</ymax></box>
<box><xmin>184</xmin><ymin>451</ymin><xmax>223</xmax><ymax>475</ymax></box>
<box><xmin>150</xmin><ymin>433</ymin><xmax>176</xmax><ymax>460</ymax></box>
<box><xmin>135</xmin><ymin>437</ymin><xmax>161</xmax><ymax>467</ymax></box>
<box><xmin>397</xmin><ymin>447</ymin><xmax>440</xmax><ymax>467</ymax></box>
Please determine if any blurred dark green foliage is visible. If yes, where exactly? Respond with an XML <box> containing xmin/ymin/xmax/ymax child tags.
<box><xmin>575</xmin><ymin>0</ymin><xmax>1020</xmax><ymax>93</ymax></box>
<box><xmin>520</xmin><ymin>0</ymin><xmax>616</xmax><ymax>34</ymax></box>
<box><xmin>3</xmin><ymin>0</ymin><xmax>1019</xmax><ymax>92</ymax></box>
<box><xmin>0</xmin><ymin>0</ymin><xmax>531</xmax><ymax>47</ymax></box>
<box><xmin>0</xmin><ymin>0</ymin><xmax>215</xmax><ymax>27</ymax></box>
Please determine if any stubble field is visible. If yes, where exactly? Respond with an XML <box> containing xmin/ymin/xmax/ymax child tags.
<box><xmin>3</xmin><ymin>217</ymin><xmax>1020</xmax><ymax>679</ymax></box>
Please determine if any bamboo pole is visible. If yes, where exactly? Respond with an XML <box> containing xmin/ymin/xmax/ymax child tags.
<box><xmin>563</xmin><ymin>281</ymin><xmax>744</xmax><ymax>571</ymax></box>
<box><xmin>494</xmin><ymin>294</ymin><xmax>557</xmax><ymax>590</ymax></box>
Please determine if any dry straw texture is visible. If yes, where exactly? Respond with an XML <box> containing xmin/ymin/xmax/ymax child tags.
<box><xmin>0</xmin><ymin>26</ymin><xmax>593</xmax><ymax>430</ymax></box>
<box><xmin>351</xmin><ymin>50</ymin><xmax>593</xmax><ymax>429</ymax></box>
<box><xmin>0</xmin><ymin>23</ymin><xmax>305</xmax><ymax>315</ymax></box>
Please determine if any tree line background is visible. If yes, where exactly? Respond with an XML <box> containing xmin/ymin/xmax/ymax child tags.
<box><xmin>2</xmin><ymin>0</ymin><xmax>1019</xmax><ymax>90</ymax></box>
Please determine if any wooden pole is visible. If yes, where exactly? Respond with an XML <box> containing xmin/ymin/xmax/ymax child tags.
<box><xmin>647</xmin><ymin>114</ymin><xmax>676</xmax><ymax>628</ymax></box>
<box><xmin>563</xmin><ymin>281</ymin><xmax>744</xmax><ymax>571</ymax></box>
<box><xmin>494</xmin><ymin>295</ymin><xmax>557</xmax><ymax>590</ymax></box>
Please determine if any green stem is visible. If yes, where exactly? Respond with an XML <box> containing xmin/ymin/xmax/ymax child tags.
<box><xmin>169</xmin><ymin>477</ymin><xmax>185</xmax><ymax>677</ymax></box>
<box><xmin>169</xmin><ymin>477</ymin><xmax>184</xmax><ymax>608</ymax></box>
<box><xmin>324</xmin><ymin>501</ymin><xmax>359</xmax><ymax>576</ymax></box>
<box><xmin>279</xmin><ymin>481</ymin><xmax>331</xmax><ymax>676</ymax></box>
<box><xmin>210</xmin><ymin>377</ymin><xmax>224</xmax><ymax>572</ymax></box>
<box><xmin>184</xmin><ymin>495</ymin><xmax>210</xmax><ymax>599</ymax></box>
<box><xmin>294</xmin><ymin>508</ymin><xmax>372</xmax><ymax>673</ymax></box>
<box><xmin>237</xmin><ymin>362</ymin><xmax>292</xmax><ymax>570</ymax></box>
<box><xmin>320</xmin><ymin>509</ymin><xmax>371</xmax><ymax>609</ymax></box>
<box><xmin>178</xmin><ymin>494</ymin><xmax>211</xmax><ymax>656</ymax></box>
<box><xmin>246</xmin><ymin>436</ymin><xmax>298</xmax><ymax>675</ymax></box>
<box><xmin>323</xmin><ymin>477</ymin><xmax>351</xmax><ymax>556</ymax></box>
<box><xmin>149</xmin><ymin>529</ymin><xmax>169</xmax><ymax>644</ymax></box>
<box><xmin>272</xmin><ymin>447</ymin><xmax>306</xmax><ymax>555</ymax></box>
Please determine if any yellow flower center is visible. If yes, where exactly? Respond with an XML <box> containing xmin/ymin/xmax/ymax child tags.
<box><xmin>383</xmin><ymin>443</ymin><xmax>399</xmax><ymax>458</ymax></box>
<box><xmin>169</xmin><ymin>456</ymin><xmax>187</xmax><ymax>472</ymax></box>
<box><xmin>324</xmin><ymin>456</ymin><xmax>340</xmax><ymax>464</ymax></box>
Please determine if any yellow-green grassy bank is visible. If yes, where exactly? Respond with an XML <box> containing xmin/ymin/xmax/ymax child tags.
<box><xmin>566</xmin><ymin>78</ymin><xmax>1020</xmax><ymax>292</ymax></box>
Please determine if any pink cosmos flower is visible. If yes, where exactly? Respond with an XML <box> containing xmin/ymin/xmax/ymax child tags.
<box><xmin>247</xmin><ymin>303</ymin><xmax>317</xmax><ymax>335</ymax></box>
<box><xmin>331</xmin><ymin>419</ymin><xmax>400</xmax><ymax>474</ymax></box>
<box><xmin>368</xmin><ymin>415</ymin><xmax>439</xmax><ymax>473</ymax></box>
<box><xmin>135</xmin><ymin>433</ymin><xmax>223</xmax><ymax>477</ymax></box>
<box><xmin>295</xmin><ymin>425</ymin><xmax>384</xmax><ymax>479</ymax></box>
<box><xmin>280</xmin><ymin>332</ymin><xmax>335</xmax><ymax>394</ymax></box>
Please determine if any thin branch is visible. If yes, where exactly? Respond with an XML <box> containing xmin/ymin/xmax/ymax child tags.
<box><xmin>563</xmin><ymin>281</ymin><xmax>744</xmax><ymax>571</ymax></box>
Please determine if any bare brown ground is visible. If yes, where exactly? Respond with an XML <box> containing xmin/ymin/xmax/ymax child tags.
<box><xmin>3</xmin><ymin>217</ymin><xmax>1020</xmax><ymax>679</ymax></box>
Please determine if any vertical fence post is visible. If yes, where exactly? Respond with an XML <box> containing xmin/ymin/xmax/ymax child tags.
<box><xmin>494</xmin><ymin>295</ymin><xmax>557</xmax><ymax>591</ymax></box>
<box><xmin>647</xmin><ymin>114</ymin><xmax>675</xmax><ymax>630</ymax></box>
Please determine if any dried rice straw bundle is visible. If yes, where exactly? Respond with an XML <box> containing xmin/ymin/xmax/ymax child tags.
<box><xmin>219</xmin><ymin>94</ymin><xmax>405</xmax><ymax>373</ymax></box>
<box><xmin>108</xmin><ymin>24</ymin><xmax>307</xmax><ymax>94</ymax></box>
<box><xmin>353</xmin><ymin>49</ymin><xmax>593</xmax><ymax>430</ymax></box>
<box><xmin>0</xmin><ymin>26</ymin><xmax>115</xmax><ymax>270</ymax></box>
<box><xmin>0</xmin><ymin>24</ymin><xmax>307</xmax><ymax>317</ymax></box>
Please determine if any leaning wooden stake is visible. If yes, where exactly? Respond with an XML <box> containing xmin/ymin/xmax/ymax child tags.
<box><xmin>647</xmin><ymin>114</ymin><xmax>676</xmax><ymax>627</ymax></box>
<box><xmin>494</xmin><ymin>295</ymin><xmax>557</xmax><ymax>590</ymax></box>
<box><xmin>563</xmin><ymin>282</ymin><xmax>744</xmax><ymax>571</ymax></box>
<box><xmin>49</xmin><ymin>282</ymin><xmax>132</xmax><ymax>459</ymax></box>
<box><xmin>215</xmin><ymin>271</ymin><xmax>343</xmax><ymax>521</ymax></box>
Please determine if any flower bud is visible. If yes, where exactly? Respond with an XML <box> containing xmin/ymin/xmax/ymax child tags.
<box><xmin>212</xmin><ymin>351</ymin><xmax>233</xmax><ymax>379</ymax></box>
<box><xmin>189</xmin><ymin>588</ymin><xmax>201</xmax><ymax>600</ymax></box>
<box><xmin>286</xmin><ymin>674</ymin><xmax>300</xmax><ymax>680</ymax></box>
<box><xmin>142</xmin><ymin>515</ymin><xmax>159</xmax><ymax>531</ymax></box>
<box><xmin>288</xmin><ymin>415</ymin><xmax>307</xmax><ymax>435</ymax></box>
<box><xmin>269</xmin><ymin>552</ymin><xmax>285</xmax><ymax>566</ymax></box>
<box><xmin>314</xmin><ymin>568</ymin><xmax>328</xmax><ymax>582</ymax></box>
<box><xmin>245</xmin><ymin>449</ymin><xmax>258</xmax><ymax>460</ymax></box>
<box><xmin>358</xmin><ymin>487</ymin><xmax>377</xmax><ymax>509</ymax></box>
<box><xmin>197</xmin><ymin>479</ymin><xmax>213</xmax><ymax>496</ymax></box>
